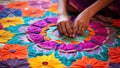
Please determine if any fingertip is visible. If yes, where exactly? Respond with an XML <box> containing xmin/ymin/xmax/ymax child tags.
<box><xmin>72</xmin><ymin>34</ymin><xmax>75</xmax><ymax>38</ymax></box>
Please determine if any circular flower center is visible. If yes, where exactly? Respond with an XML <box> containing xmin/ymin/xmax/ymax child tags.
<box><xmin>32</xmin><ymin>11</ymin><xmax>37</xmax><ymax>14</ymax></box>
<box><xmin>86</xmin><ymin>64</ymin><xmax>92</xmax><ymax>68</ymax></box>
<box><xmin>16</xmin><ymin>4</ymin><xmax>21</xmax><ymax>6</ymax></box>
<box><xmin>10</xmin><ymin>50</ymin><xmax>16</xmax><ymax>53</ymax></box>
<box><xmin>42</xmin><ymin>62</ymin><xmax>48</xmax><ymax>65</ymax></box>
<box><xmin>7</xmin><ymin>20</ymin><xmax>13</xmax><ymax>22</ymax></box>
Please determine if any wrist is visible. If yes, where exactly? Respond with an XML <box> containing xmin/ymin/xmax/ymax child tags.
<box><xmin>57</xmin><ymin>14</ymin><xmax>69</xmax><ymax>23</ymax></box>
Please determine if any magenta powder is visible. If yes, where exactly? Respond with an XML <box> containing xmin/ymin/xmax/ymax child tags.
<box><xmin>0</xmin><ymin>4</ymin><xmax>5</xmax><ymax>12</ymax></box>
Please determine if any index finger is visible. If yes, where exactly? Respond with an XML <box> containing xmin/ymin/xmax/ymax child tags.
<box><xmin>73</xmin><ymin>23</ymin><xmax>78</xmax><ymax>37</ymax></box>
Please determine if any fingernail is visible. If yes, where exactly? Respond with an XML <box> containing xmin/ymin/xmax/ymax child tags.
<box><xmin>72</xmin><ymin>35</ymin><xmax>75</xmax><ymax>37</ymax></box>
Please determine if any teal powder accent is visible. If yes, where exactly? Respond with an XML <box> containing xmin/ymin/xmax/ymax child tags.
<box><xmin>46</xmin><ymin>26</ymin><xmax>89</xmax><ymax>43</ymax></box>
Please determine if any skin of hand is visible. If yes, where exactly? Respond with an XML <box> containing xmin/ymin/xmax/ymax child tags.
<box><xmin>57</xmin><ymin>15</ymin><xmax>73</xmax><ymax>37</ymax></box>
<box><xmin>57</xmin><ymin>0</ymin><xmax>113</xmax><ymax>37</ymax></box>
<box><xmin>73</xmin><ymin>0</ymin><xmax>113</xmax><ymax>37</ymax></box>
<box><xmin>57</xmin><ymin>0</ymin><xmax>73</xmax><ymax>37</ymax></box>
<box><xmin>73</xmin><ymin>9</ymin><xmax>92</xmax><ymax>36</ymax></box>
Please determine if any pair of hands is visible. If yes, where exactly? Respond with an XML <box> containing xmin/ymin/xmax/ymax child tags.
<box><xmin>57</xmin><ymin>10</ymin><xmax>92</xmax><ymax>38</ymax></box>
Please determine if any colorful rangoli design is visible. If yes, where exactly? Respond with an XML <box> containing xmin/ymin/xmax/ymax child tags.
<box><xmin>0</xmin><ymin>0</ymin><xmax>120</xmax><ymax>68</ymax></box>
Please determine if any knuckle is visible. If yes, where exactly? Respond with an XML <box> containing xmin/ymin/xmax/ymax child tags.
<box><xmin>62</xmin><ymin>30</ymin><xmax>66</xmax><ymax>33</ymax></box>
<box><xmin>67</xmin><ymin>27</ymin><xmax>71</xmax><ymax>30</ymax></box>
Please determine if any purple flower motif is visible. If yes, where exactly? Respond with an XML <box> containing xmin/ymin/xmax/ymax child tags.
<box><xmin>27</xmin><ymin>26</ymin><xmax>41</xmax><ymax>33</ymax></box>
<box><xmin>89</xmin><ymin>21</ymin><xmax>105</xmax><ymax>29</ymax></box>
<box><xmin>109</xmin><ymin>63</ymin><xmax>120</xmax><ymax>68</ymax></box>
<box><xmin>32</xmin><ymin>20</ymin><xmax>48</xmax><ymax>28</ymax></box>
<box><xmin>0</xmin><ymin>23</ymin><xmax>3</xmax><ymax>30</ymax></box>
<box><xmin>39</xmin><ymin>1</ymin><xmax>51</xmax><ymax>9</ymax></box>
<box><xmin>105</xmin><ymin>37</ymin><xmax>116</xmax><ymax>47</ymax></box>
<box><xmin>95</xmin><ymin>28</ymin><xmax>108</xmax><ymax>36</ymax></box>
<box><xmin>28</xmin><ymin>33</ymin><xmax>44</xmax><ymax>43</ymax></box>
<box><xmin>57</xmin><ymin>44</ymin><xmax>77</xmax><ymax>59</ymax></box>
<box><xmin>0</xmin><ymin>58</ymin><xmax>29</xmax><ymax>68</ymax></box>
<box><xmin>45</xmin><ymin>17</ymin><xmax>58</xmax><ymax>23</ymax></box>
<box><xmin>28</xmin><ymin>0</ymin><xmax>51</xmax><ymax>10</ymax></box>
<box><xmin>0</xmin><ymin>8</ymin><xmax>22</xmax><ymax>18</ymax></box>
<box><xmin>39</xmin><ymin>41</ymin><xmax>57</xmax><ymax>49</ymax></box>
<box><xmin>91</xmin><ymin>35</ymin><xmax>108</xmax><ymax>45</ymax></box>
<box><xmin>78</xmin><ymin>41</ymin><xmax>99</xmax><ymax>51</ymax></box>
<box><xmin>58</xmin><ymin>44</ymin><xmax>76</xmax><ymax>52</ymax></box>
<box><xmin>0</xmin><ymin>4</ymin><xmax>5</xmax><ymax>12</ymax></box>
<box><xmin>85</xmin><ymin>47</ymin><xmax>101</xmax><ymax>54</ymax></box>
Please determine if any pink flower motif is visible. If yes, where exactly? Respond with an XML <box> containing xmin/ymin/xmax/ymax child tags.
<box><xmin>58</xmin><ymin>44</ymin><xmax>77</xmax><ymax>52</ymax></box>
<box><xmin>79</xmin><ymin>41</ymin><xmax>99</xmax><ymax>51</ymax></box>
<box><xmin>91</xmin><ymin>35</ymin><xmax>108</xmax><ymax>45</ymax></box>
<box><xmin>45</xmin><ymin>17</ymin><xmax>58</xmax><ymax>23</ymax></box>
<box><xmin>95</xmin><ymin>28</ymin><xmax>108</xmax><ymax>36</ymax></box>
<box><xmin>28</xmin><ymin>34</ymin><xmax>44</xmax><ymax>43</ymax></box>
<box><xmin>90</xmin><ymin>21</ymin><xmax>105</xmax><ymax>29</ymax></box>
<box><xmin>39</xmin><ymin>41</ymin><xmax>57</xmax><ymax>49</ymax></box>
<box><xmin>28</xmin><ymin>0</ymin><xmax>51</xmax><ymax>10</ymax></box>
<box><xmin>27</xmin><ymin>26</ymin><xmax>41</xmax><ymax>33</ymax></box>
<box><xmin>0</xmin><ymin>4</ymin><xmax>5</xmax><ymax>12</ymax></box>
<box><xmin>33</xmin><ymin>20</ymin><xmax>48</xmax><ymax>28</ymax></box>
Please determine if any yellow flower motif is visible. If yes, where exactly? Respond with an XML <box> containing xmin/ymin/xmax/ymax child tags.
<box><xmin>0</xmin><ymin>17</ymin><xmax>24</xmax><ymax>28</ymax></box>
<box><xmin>48</xmin><ymin>3</ymin><xmax>58</xmax><ymax>13</ymax></box>
<box><xmin>0</xmin><ymin>30</ymin><xmax>15</xmax><ymax>43</ymax></box>
<box><xmin>29</xmin><ymin>54</ymin><xmax>65</xmax><ymax>68</ymax></box>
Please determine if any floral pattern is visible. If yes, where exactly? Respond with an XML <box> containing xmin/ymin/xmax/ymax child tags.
<box><xmin>23</xmin><ymin>8</ymin><xmax>45</xmax><ymax>17</ymax></box>
<box><xmin>0</xmin><ymin>17</ymin><xmax>24</xmax><ymax>28</ymax></box>
<box><xmin>0</xmin><ymin>44</ymin><xmax>28</xmax><ymax>61</ymax></box>
<box><xmin>108</xmin><ymin>46</ymin><xmax>120</xmax><ymax>63</ymax></box>
<box><xmin>0</xmin><ymin>58</ymin><xmax>29</xmax><ymax>68</ymax></box>
<box><xmin>0</xmin><ymin>0</ymin><xmax>119</xmax><ymax>67</ymax></box>
<box><xmin>70</xmin><ymin>56</ymin><xmax>108</xmax><ymax>68</ymax></box>
<box><xmin>7</xmin><ymin>2</ymin><xmax>29</xmax><ymax>10</ymax></box>
<box><xmin>0</xmin><ymin>30</ymin><xmax>14</xmax><ymax>43</ymax></box>
<box><xmin>48</xmin><ymin>3</ymin><xmax>58</xmax><ymax>13</ymax></box>
<box><xmin>29</xmin><ymin>54</ymin><xmax>65</xmax><ymax>68</ymax></box>
<box><xmin>28</xmin><ymin>0</ymin><xmax>51</xmax><ymax>10</ymax></box>
<box><xmin>0</xmin><ymin>8</ymin><xmax>22</xmax><ymax>18</ymax></box>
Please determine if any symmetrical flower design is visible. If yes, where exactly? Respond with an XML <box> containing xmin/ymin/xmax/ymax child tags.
<box><xmin>29</xmin><ymin>54</ymin><xmax>65</xmax><ymax>68</ymax></box>
<box><xmin>0</xmin><ymin>30</ymin><xmax>14</xmax><ymax>43</ymax></box>
<box><xmin>0</xmin><ymin>58</ymin><xmax>29</xmax><ymax>68</ymax></box>
<box><xmin>108</xmin><ymin>46</ymin><xmax>120</xmax><ymax>63</ymax></box>
<box><xmin>0</xmin><ymin>0</ymin><xmax>118</xmax><ymax>67</ymax></box>
<box><xmin>48</xmin><ymin>3</ymin><xmax>58</xmax><ymax>13</ymax></box>
<box><xmin>0</xmin><ymin>17</ymin><xmax>24</xmax><ymax>28</ymax></box>
<box><xmin>7</xmin><ymin>2</ymin><xmax>29</xmax><ymax>10</ymax></box>
<box><xmin>23</xmin><ymin>8</ymin><xmax>45</xmax><ymax>17</ymax></box>
<box><xmin>27</xmin><ymin>18</ymin><xmax>111</xmax><ymax>52</ymax></box>
<box><xmin>28</xmin><ymin>0</ymin><xmax>51</xmax><ymax>10</ymax></box>
<box><xmin>0</xmin><ymin>44</ymin><xmax>28</xmax><ymax>61</ymax></box>
<box><xmin>0</xmin><ymin>8</ymin><xmax>22</xmax><ymax>18</ymax></box>
<box><xmin>70</xmin><ymin>56</ymin><xmax>108</xmax><ymax>68</ymax></box>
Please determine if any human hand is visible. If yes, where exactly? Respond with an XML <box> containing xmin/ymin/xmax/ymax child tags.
<box><xmin>73</xmin><ymin>10</ymin><xmax>93</xmax><ymax>36</ymax></box>
<box><xmin>57</xmin><ymin>15</ymin><xmax>73</xmax><ymax>37</ymax></box>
